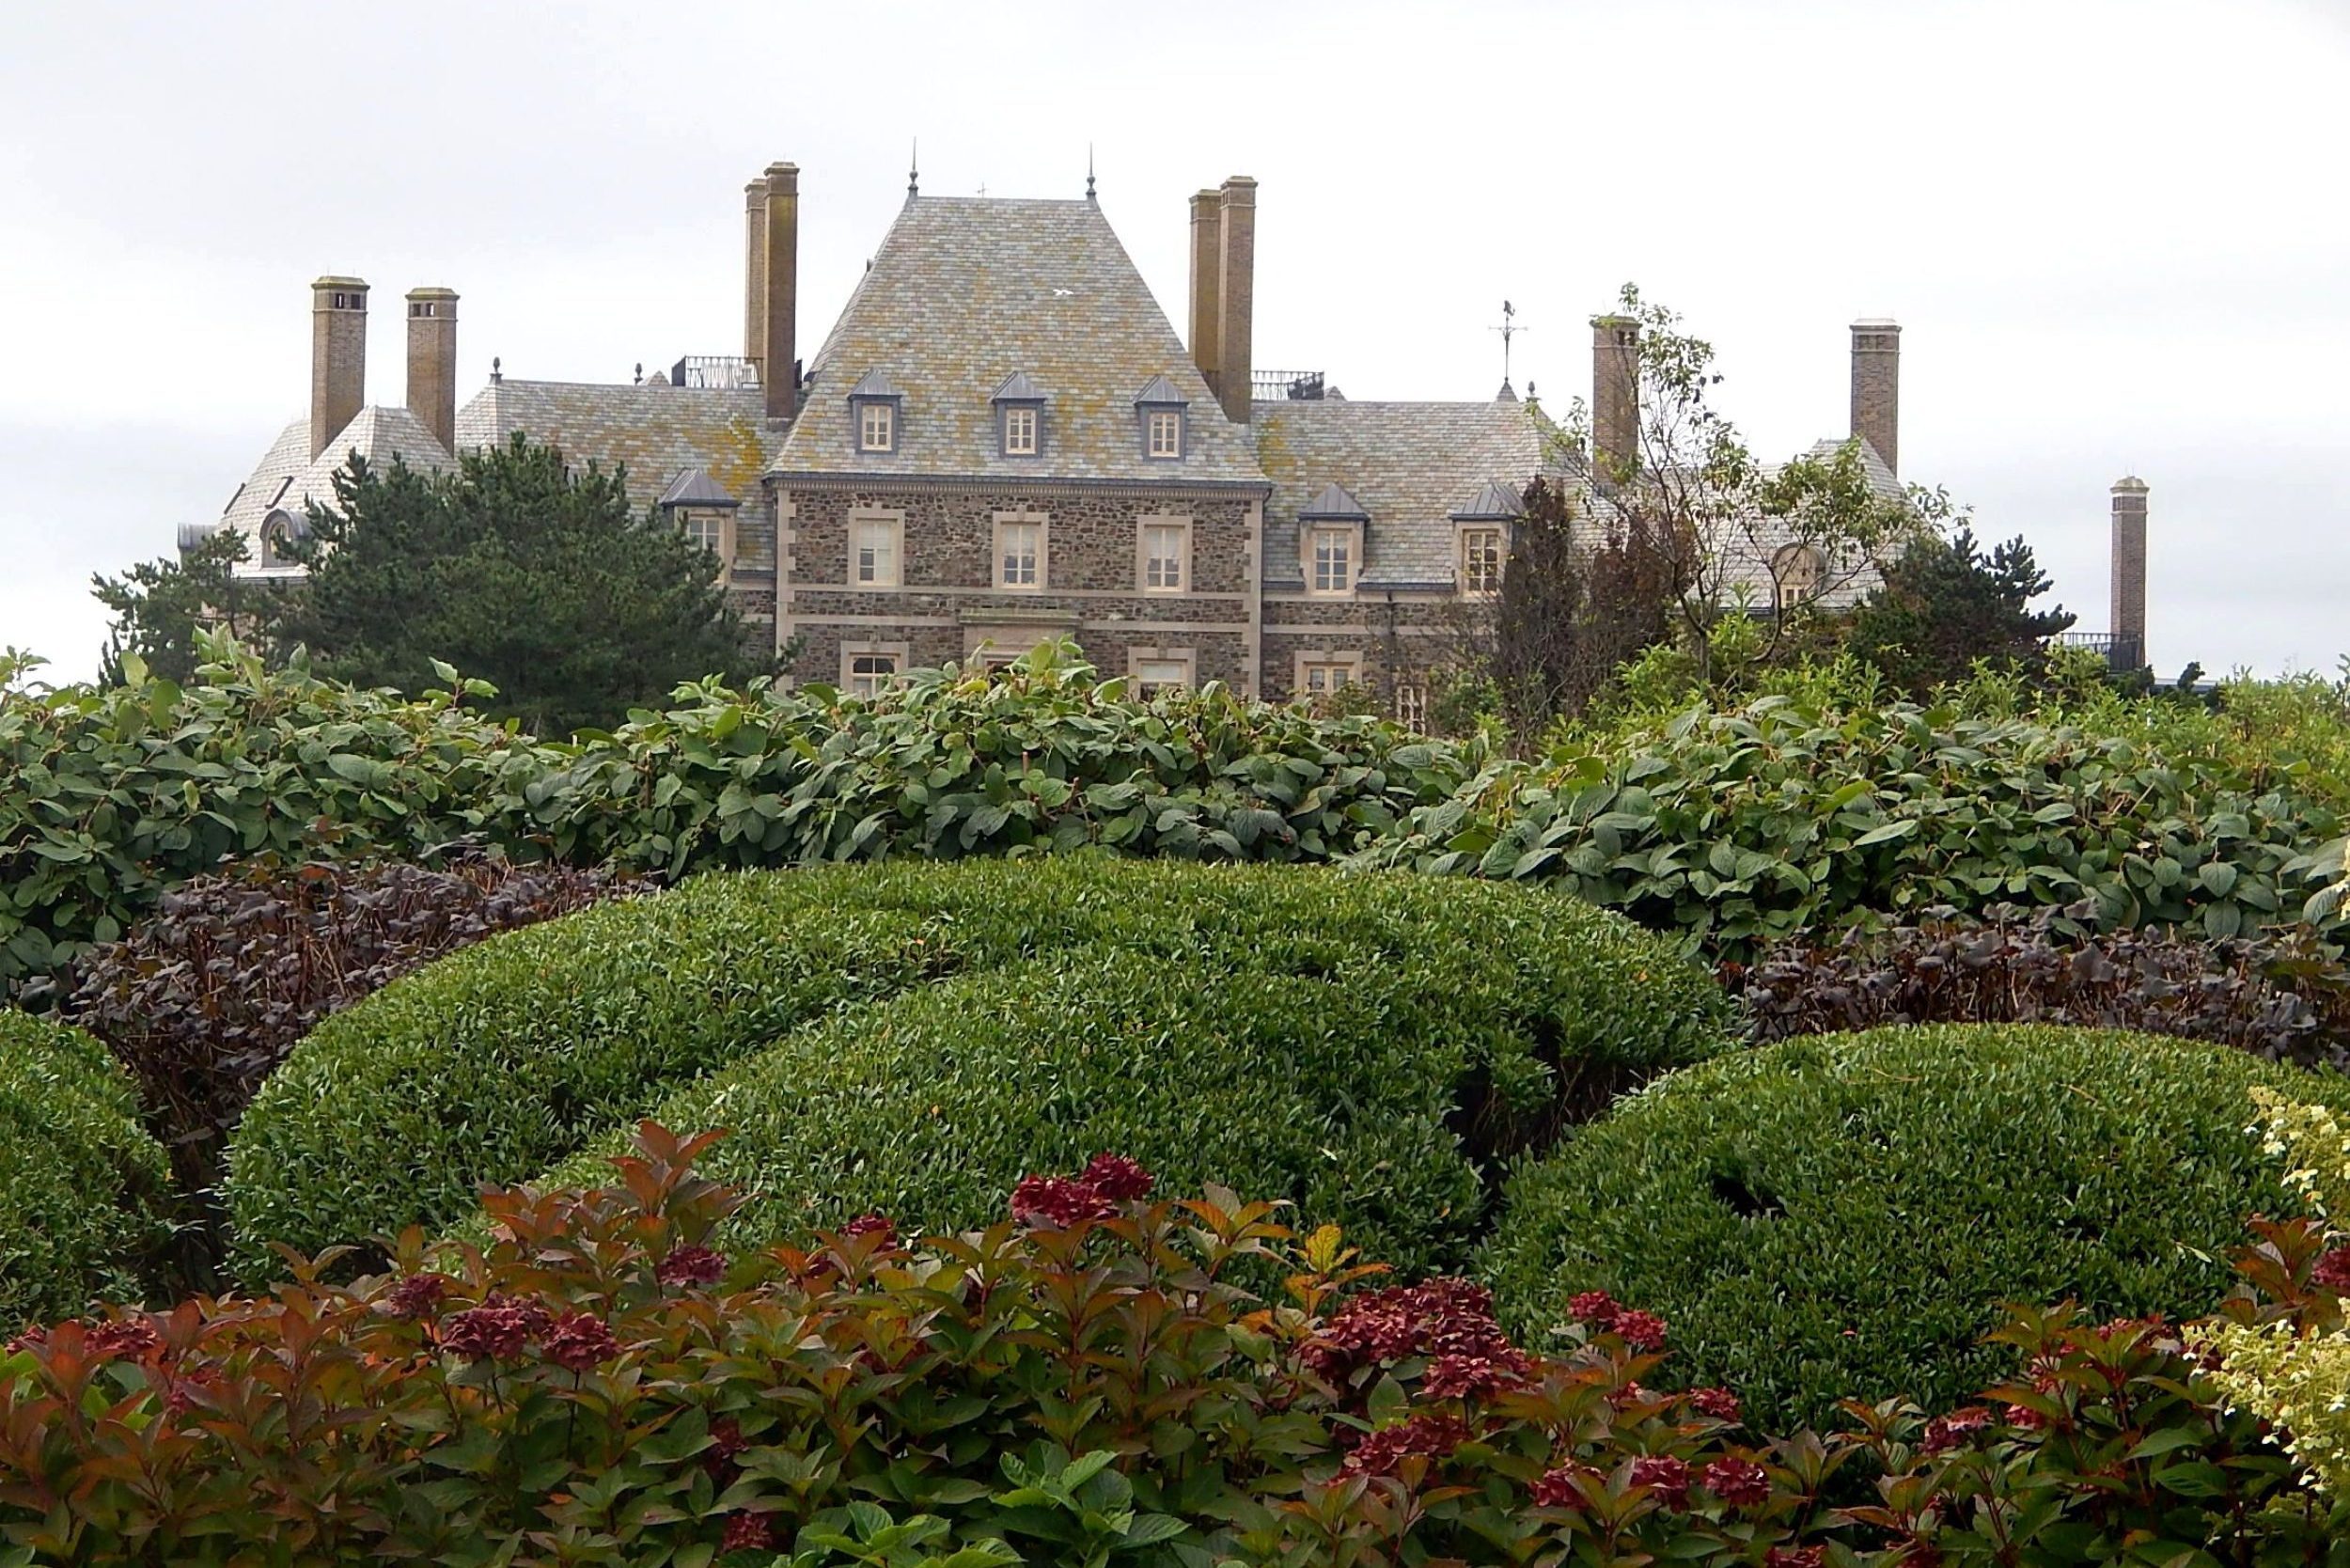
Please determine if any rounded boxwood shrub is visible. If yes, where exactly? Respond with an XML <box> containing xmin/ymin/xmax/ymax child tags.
<box><xmin>1482</xmin><ymin>1023</ymin><xmax>2350</xmax><ymax>1430</ymax></box>
<box><xmin>226</xmin><ymin>860</ymin><xmax>1732</xmax><ymax>1278</ymax></box>
<box><xmin>0</xmin><ymin>1010</ymin><xmax>173</xmax><ymax>1326</ymax></box>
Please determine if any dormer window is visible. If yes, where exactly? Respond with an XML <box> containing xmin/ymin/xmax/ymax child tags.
<box><xmin>847</xmin><ymin>368</ymin><xmax>903</xmax><ymax>456</ymax></box>
<box><xmin>1299</xmin><ymin>481</ymin><xmax>1370</xmax><ymax>598</ymax></box>
<box><xmin>1449</xmin><ymin>479</ymin><xmax>1525</xmax><ymax>599</ymax></box>
<box><xmin>258</xmin><ymin>509</ymin><xmax>308</xmax><ymax>570</ymax></box>
<box><xmin>655</xmin><ymin>466</ymin><xmax>743</xmax><ymax>574</ymax></box>
<box><xmin>1133</xmin><ymin>375</ymin><xmax>1189</xmax><ymax>461</ymax></box>
<box><xmin>992</xmin><ymin>371</ymin><xmax>1046</xmax><ymax>459</ymax></box>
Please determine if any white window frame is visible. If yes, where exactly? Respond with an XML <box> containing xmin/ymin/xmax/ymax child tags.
<box><xmin>1459</xmin><ymin>525</ymin><xmax>1506</xmax><ymax>596</ymax></box>
<box><xmin>840</xmin><ymin>641</ymin><xmax>912</xmax><ymax>700</ymax></box>
<box><xmin>1145</xmin><ymin>409</ymin><xmax>1183</xmax><ymax>459</ymax></box>
<box><xmin>1307</xmin><ymin>525</ymin><xmax>1358</xmax><ymax>597</ymax></box>
<box><xmin>994</xmin><ymin>513</ymin><xmax>1047</xmax><ymax>592</ymax></box>
<box><xmin>1292</xmin><ymin>651</ymin><xmax>1365</xmax><ymax>699</ymax></box>
<box><xmin>850</xmin><ymin>511</ymin><xmax>904</xmax><ymax>588</ymax></box>
<box><xmin>857</xmin><ymin>400</ymin><xmax>896</xmax><ymax>454</ymax></box>
<box><xmin>1001</xmin><ymin>404</ymin><xmax>1039</xmax><ymax>457</ymax></box>
<box><xmin>1137</xmin><ymin>517</ymin><xmax>1191</xmax><ymax>593</ymax></box>
<box><xmin>1393</xmin><ymin>682</ymin><xmax>1428</xmax><ymax>730</ymax></box>
<box><xmin>1127</xmin><ymin>647</ymin><xmax>1197</xmax><ymax>697</ymax></box>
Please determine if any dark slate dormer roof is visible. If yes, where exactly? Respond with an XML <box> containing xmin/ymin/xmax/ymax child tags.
<box><xmin>1450</xmin><ymin>478</ymin><xmax>1527</xmax><ymax>521</ymax></box>
<box><xmin>1133</xmin><ymin>374</ymin><xmax>1188</xmax><ymax>406</ymax></box>
<box><xmin>1254</xmin><ymin>400</ymin><xmax>1561</xmax><ymax>590</ymax></box>
<box><xmin>770</xmin><ymin>196</ymin><xmax>1261</xmax><ymax>484</ymax></box>
<box><xmin>657</xmin><ymin>466</ymin><xmax>742</xmax><ymax>509</ymax></box>
<box><xmin>992</xmin><ymin>370</ymin><xmax>1046</xmax><ymax>402</ymax></box>
<box><xmin>1298</xmin><ymin>480</ymin><xmax>1371</xmax><ymax>521</ymax></box>
<box><xmin>848</xmin><ymin>368</ymin><xmax>904</xmax><ymax>400</ymax></box>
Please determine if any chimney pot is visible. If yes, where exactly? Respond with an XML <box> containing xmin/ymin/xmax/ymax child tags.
<box><xmin>310</xmin><ymin>275</ymin><xmax>368</xmax><ymax>461</ymax></box>
<box><xmin>404</xmin><ymin>286</ymin><xmax>459</xmax><ymax>454</ymax></box>
<box><xmin>1849</xmin><ymin>318</ymin><xmax>1902</xmax><ymax>476</ymax></box>
<box><xmin>1214</xmin><ymin>176</ymin><xmax>1257</xmax><ymax>426</ymax></box>
<box><xmin>1590</xmin><ymin>314</ymin><xmax>1639</xmax><ymax>481</ymax></box>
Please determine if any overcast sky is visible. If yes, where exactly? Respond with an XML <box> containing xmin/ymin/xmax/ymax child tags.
<box><xmin>4</xmin><ymin>0</ymin><xmax>2343</xmax><ymax>684</ymax></box>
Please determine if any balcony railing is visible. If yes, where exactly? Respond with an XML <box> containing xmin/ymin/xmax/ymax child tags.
<box><xmin>670</xmin><ymin>355</ymin><xmax>761</xmax><ymax>391</ymax></box>
<box><xmin>1252</xmin><ymin>368</ymin><xmax>1326</xmax><ymax>401</ymax></box>
<box><xmin>2054</xmin><ymin>631</ymin><xmax>2144</xmax><ymax>671</ymax></box>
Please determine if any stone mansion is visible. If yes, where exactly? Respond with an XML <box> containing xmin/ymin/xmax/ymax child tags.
<box><xmin>187</xmin><ymin>157</ymin><xmax>2013</xmax><ymax>713</ymax></box>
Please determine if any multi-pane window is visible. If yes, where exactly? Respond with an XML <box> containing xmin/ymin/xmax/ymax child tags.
<box><xmin>1393</xmin><ymin>682</ymin><xmax>1428</xmax><ymax>731</ymax></box>
<box><xmin>1146</xmin><ymin>410</ymin><xmax>1183</xmax><ymax>458</ymax></box>
<box><xmin>1141</xmin><ymin>522</ymin><xmax>1186</xmax><ymax>591</ymax></box>
<box><xmin>1309</xmin><ymin>527</ymin><xmax>1354</xmax><ymax>595</ymax></box>
<box><xmin>852</xmin><ymin>518</ymin><xmax>899</xmax><ymax>587</ymax></box>
<box><xmin>681</xmin><ymin>513</ymin><xmax>726</xmax><ymax>557</ymax></box>
<box><xmin>858</xmin><ymin>401</ymin><xmax>895</xmax><ymax>453</ymax></box>
<box><xmin>845</xmin><ymin>653</ymin><xmax>898</xmax><ymax>700</ymax></box>
<box><xmin>1301</xmin><ymin>661</ymin><xmax>1355</xmax><ymax>697</ymax></box>
<box><xmin>1461</xmin><ymin>526</ymin><xmax>1505</xmax><ymax>594</ymax></box>
<box><xmin>997</xmin><ymin>521</ymin><xmax>1042</xmax><ymax>588</ymax></box>
<box><xmin>1002</xmin><ymin>405</ymin><xmax>1038</xmax><ymax>456</ymax></box>
<box><xmin>1773</xmin><ymin>542</ymin><xmax>1825</xmax><ymax>605</ymax></box>
<box><xmin>1134</xmin><ymin>659</ymin><xmax>1190</xmax><ymax>697</ymax></box>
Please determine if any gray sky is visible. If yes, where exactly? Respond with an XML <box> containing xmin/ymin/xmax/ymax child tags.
<box><xmin>5</xmin><ymin>0</ymin><xmax>2344</xmax><ymax>683</ymax></box>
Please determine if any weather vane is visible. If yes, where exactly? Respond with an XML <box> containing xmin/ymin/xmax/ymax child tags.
<box><xmin>1490</xmin><ymin>301</ymin><xmax>1528</xmax><ymax>389</ymax></box>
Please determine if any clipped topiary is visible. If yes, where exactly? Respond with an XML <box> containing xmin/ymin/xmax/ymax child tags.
<box><xmin>225</xmin><ymin>860</ymin><xmax>1732</xmax><ymax>1279</ymax></box>
<box><xmin>0</xmin><ymin>1010</ymin><xmax>173</xmax><ymax>1326</ymax></box>
<box><xmin>1481</xmin><ymin>1023</ymin><xmax>2350</xmax><ymax>1431</ymax></box>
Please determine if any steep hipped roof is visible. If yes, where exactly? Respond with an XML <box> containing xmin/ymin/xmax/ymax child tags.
<box><xmin>218</xmin><ymin>405</ymin><xmax>455</xmax><ymax>575</ymax></box>
<box><xmin>1452</xmin><ymin>478</ymin><xmax>1527</xmax><ymax>520</ymax></box>
<box><xmin>657</xmin><ymin>466</ymin><xmax>741</xmax><ymax>509</ymax></box>
<box><xmin>770</xmin><ymin>196</ymin><xmax>1261</xmax><ymax>485</ymax></box>
<box><xmin>1254</xmin><ymin>398</ymin><xmax>1559</xmax><ymax>589</ymax></box>
<box><xmin>1299</xmin><ymin>481</ymin><xmax>1370</xmax><ymax>521</ymax></box>
<box><xmin>457</xmin><ymin>381</ymin><xmax>778</xmax><ymax>510</ymax></box>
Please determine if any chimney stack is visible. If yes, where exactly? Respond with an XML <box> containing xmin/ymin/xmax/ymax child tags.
<box><xmin>1186</xmin><ymin>189</ymin><xmax>1223</xmax><ymax>403</ymax></box>
<box><xmin>309</xmin><ymin>275</ymin><xmax>368</xmax><ymax>460</ymax></box>
<box><xmin>1849</xmin><ymin>319</ymin><xmax>1902</xmax><ymax>476</ymax></box>
<box><xmin>1590</xmin><ymin>314</ymin><xmax>1639</xmax><ymax>481</ymax></box>
<box><xmin>1214</xmin><ymin>176</ymin><xmax>1256</xmax><ymax>425</ymax></box>
<box><xmin>2110</xmin><ymin>476</ymin><xmax>2149</xmax><ymax>669</ymax></box>
<box><xmin>744</xmin><ymin>178</ymin><xmax>769</xmax><ymax>365</ymax></box>
<box><xmin>754</xmin><ymin>162</ymin><xmax>798</xmax><ymax>423</ymax></box>
<box><xmin>404</xmin><ymin>287</ymin><xmax>459</xmax><ymax>453</ymax></box>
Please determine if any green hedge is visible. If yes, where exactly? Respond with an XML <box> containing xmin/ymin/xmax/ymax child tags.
<box><xmin>1482</xmin><ymin>1024</ymin><xmax>2350</xmax><ymax>1429</ymax></box>
<box><xmin>225</xmin><ymin>860</ymin><xmax>1732</xmax><ymax>1278</ymax></box>
<box><xmin>0</xmin><ymin>1010</ymin><xmax>173</xmax><ymax>1325</ymax></box>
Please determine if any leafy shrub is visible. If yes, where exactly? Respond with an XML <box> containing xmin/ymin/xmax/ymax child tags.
<box><xmin>13</xmin><ymin>1125</ymin><xmax>2342</xmax><ymax>1567</ymax></box>
<box><xmin>0</xmin><ymin>1011</ymin><xmax>172</xmax><ymax>1326</ymax></box>
<box><xmin>1360</xmin><ymin>695</ymin><xmax>2345</xmax><ymax>953</ymax></box>
<box><xmin>65</xmin><ymin>855</ymin><xmax>637</xmax><ymax>1202</ymax></box>
<box><xmin>1731</xmin><ymin>900</ymin><xmax>2350</xmax><ymax>1070</ymax></box>
<box><xmin>226</xmin><ymin>860</ymin><xmax>1731</xmax><ymax>1281</ymax></box>
<box><xmin>1481</xmin><ymin>1023</ymin><xmax>2350</xmax><ymax>1430</ymax></box>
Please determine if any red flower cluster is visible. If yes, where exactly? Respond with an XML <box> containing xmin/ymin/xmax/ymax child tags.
<box><xmin>1766</xmin><ymin>1548</ymin><xmax>1826</xmax><ymax>1568</ymax></box>
<box><xmin>1628</xmin><ymin>1453</ymin><xmax>1692</xmax><ymax>1508</ymax></box>
<box><xmin>1530</xmin><ymin>1462</ymin><xmax>1595</xmax><ymax>1509</ymax></box>
<box><xmin>83</xmin><ymin>1317</ymin><xmax>161</xmax><ymax>1364</ymax></box>
<box><xmin>1702</xmin><ymin>1456</ymin><xmax>1771</xmax><ymax>1507</ymax></box>
<box><xmin>720</xmin><ymin>1512</ymin><xmax>775</xmax><ymax>1551</ymax></box>
<box><xmin>544</xmin><ymin>1309</ymin><xmax>619</xmax><ymax>1372</ymax></box>
<box><xmin>1612</xmin><ymin>1309</ymin><xmax>1668</xmax><ymax>1352</ymax></box>
<box><xmin>2313</xmin><ymin>1246</ymin><xmax>2350</xmax><ymax>1293</ymax></box>
<box><xmin>385</xmin><ymin>1272</ymin><xmax>451</xmax><ymax>1321</ymax></box>
<box><xmin>840</xmin><ymin>1213</ymin><xmax>899</xmax><ymax>1247</ymax></box>
<box><xmin>655</xmin><ymin>1246</ymin><xmax>727</xmax><ymax>1287</ymax></box>
<box><xmin>1919</xmin><ymin>1406</ymin><xmax>1993</xmax><ymax>1454</ymax></box>
<box><xmin>1307</xmin><ymin>1277</ymin><xmax>1528</xmax><ymax>1393</ymax></box>
<box><xmin>1689</xmin><ymin>1386</ymin><xmax>1742</xmax><ymax>1423</ymax></box>
<box><xmin>1568</xmin><ymin>1290</ymin><xmax>1622</xmax><ymax>1327</ymax></box>
<box><xmin>1009</xmin><ymin>1154</ymin><xmax>1155</xmax><ymax>1228</ymax></box>
<box><xmin>437</xmin><ymin>1294</ymin><xmax>554</xmax><ymax>1362</ymax></box>
<box><xmin>1340</xmin><ymin>1413</ymin><xmax>1472</xmax><ymax>1477</ymax></box>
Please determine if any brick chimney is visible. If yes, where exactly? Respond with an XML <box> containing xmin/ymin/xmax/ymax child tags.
<box><xmin>1849</xmin><ymin>319</ymin><xmax>1902</xmax><ymax>476</ymax></box>
<box><xmin>309</xmin><ymin>275</ymin><xmax>368</xmax><ymax>460</ymax></box>
<box><xmin>404</xmin><ymin>287</ymin><xmax>459</xmax><ymax>453</ymax></box>
<box><xmin>1186</xmin><ymin>189</ymin><xmax>1222</xmax><ymax>402</ymax></box>
<box><xmin>754</xmin><ymin>162</ymin><xmax>798</xmax><ymax>423</ymax></box>
<box><xmin>744</xmin><ymin>178</ymin><xmax>769</xmax><ymax>365</ymax></box>
<box><xmin>2110</xmin><ymin>476</ymin><xmax>2149</xmax><ymax>668</ymax></box>
<box><xmin>1590</xmin><ymin>314</ymin><xmax>1639</xmax><ymax>482</ymax></box>
<box><xmin>1214</xmin><ymin>176</ymin><xmax>1256</xmax><ymax>425</ymax></box>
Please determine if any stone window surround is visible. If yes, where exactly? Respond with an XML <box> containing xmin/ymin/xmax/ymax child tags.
<box><xmin>258</xmin><ymin>511</ymin><xmax>299</xmax><ymax>571</ymax></box>
<box><xmin>1136</xmin><ymin>514</ymin><xmax>1192</xmax><ymax>594</ymax></box>
<box><xmin>1303</xmin><ymin>522</ymin><xmax>1363</xmax><ymax>597</ymax></box>
<box><xmin>1293</xmin><ymin>649</ymin><xmax>1366</xmax><ymax>696</ymax></box>
<box><xmin>1126</xmin><ymin>645</ymin><xmax>1198</xmax><ymax>693</ymax></box>
<box><xmin>840</xmin><ymin>639</ymin><xmax>912</xmax><ymax>698</ymax></box>
<box><xmin>1772</xmin><ymin>541</ymin><xmax>1825</xmax><ymax>604</ymax></box>
<box><xmin>676</xmin><ymin>509</ymin><xmax>737</xmax><ymax>575</ymax></box>
<box><xmin>993</xmin><ymin>511</ymin><xmax>1049</xmax><ymax>592</ymax></box>
<box><xmin>1457</xmin><ymin>522</ymin><xmax>1507</xmax><ymax>597</ymax></box>
<box><xmin>849</xmin><ymin>509</ymin><xmax>905</xmax><ymax>588</ymax></box>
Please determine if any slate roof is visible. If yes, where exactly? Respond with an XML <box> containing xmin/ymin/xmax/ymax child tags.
<box><xmin>657</xmin><ymin>466</ymin><xmax>741</xmax><ymax>509</ymax></box>
<box><xmin>1253</xmin><ymin>397</ymin><xmax>1560</xmax><ymax>589</ymax></box>
<box><xmin>456</xmin><ymin>380</ymin><xmax>779</xmax><ymax>510</ymax></box>
<box><xmin>1453</xmin><ymin>478</ymin><xmax>1527</xmax><ymax>520</ymax></box>
<box><xmin>770</xmin><ymin>196</ymin><xmax>1262</xmax><ymax>485</ymax></box>
<box><xmin>217</xmin><ymin>405</ymin><xmax>454</xmax><ymax>576</ymax></box>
